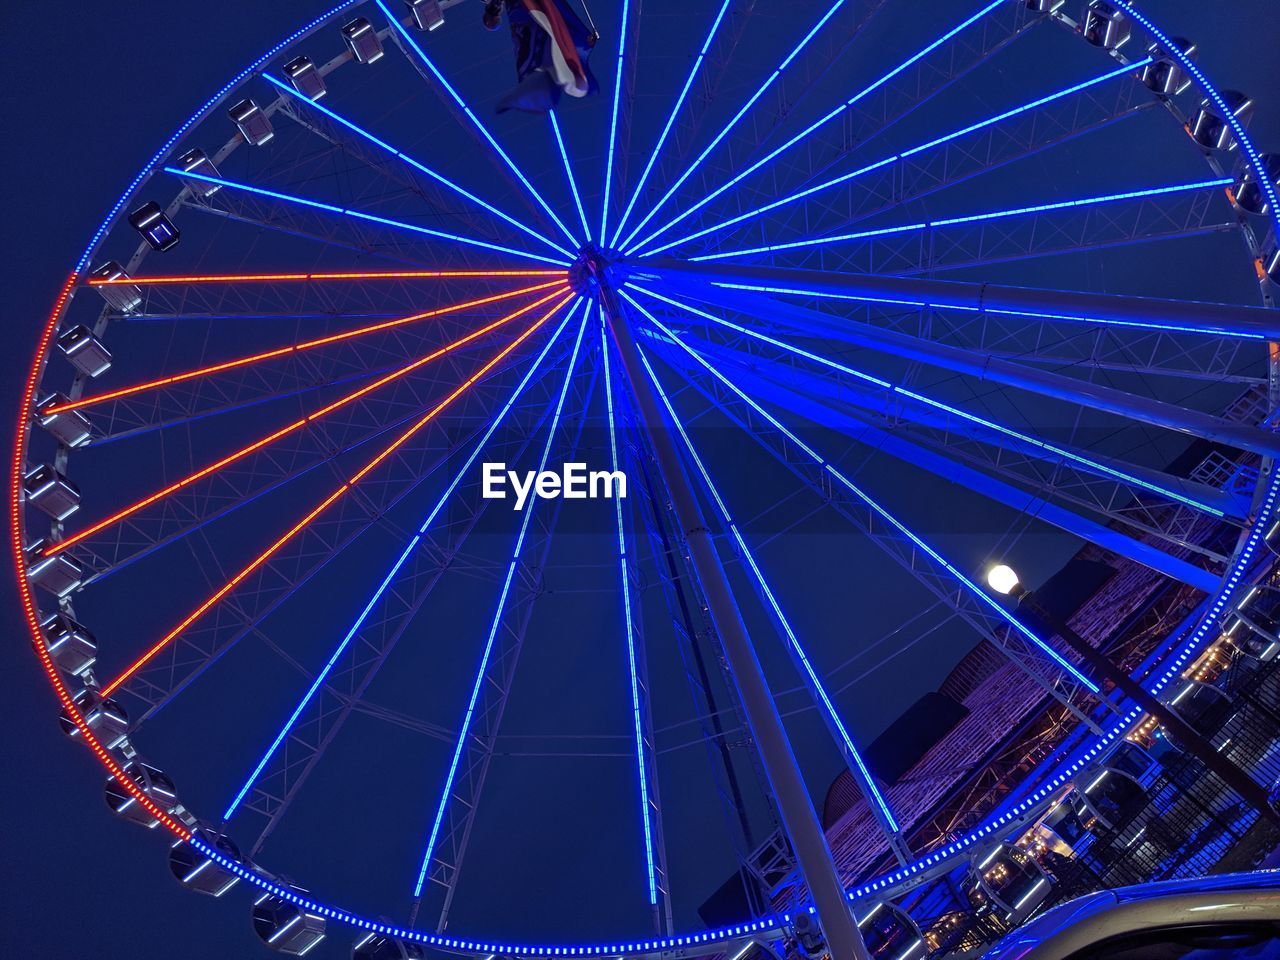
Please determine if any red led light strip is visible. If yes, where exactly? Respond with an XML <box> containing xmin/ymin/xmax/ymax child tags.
<box><xmin>46</xmin><ymin>279</ymin><xmax>565</xmax><ymax>415</ymax></box>
<box><xmin>89</xmin><ymin>268</ymin><xmax>565</xmax><ymax>285</ymax></box>
<box><xmin>99</xmin><ymin>289</ymin><xmax>574</xmax><ymax>697</ymax></box>
<box><xmin>13</xmin><ymin>274</ymin><xmax>193</xmax><ymax>838</ymax></box>
<box><xmin>46</xmin><ymin>286</ymin><xmax>570</xmax><ymax>558</ymax></box>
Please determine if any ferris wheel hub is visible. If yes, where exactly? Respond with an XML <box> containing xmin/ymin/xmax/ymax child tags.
<box><xmin>569</xmin><ymin>242</ymin><xmax>627</xmax><ymax>295</ymax></box>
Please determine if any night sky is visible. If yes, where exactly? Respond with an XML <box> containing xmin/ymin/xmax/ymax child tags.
<box><xmin>2</xmin><ymin>3</ymin><xmax>1280</xmax><ymax>958</ymax></box>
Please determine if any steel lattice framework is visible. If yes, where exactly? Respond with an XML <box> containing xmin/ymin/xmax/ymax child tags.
<box><xmin>14</xmin><ymin>1</ymin><xmax>1280</xmax><ymax>958</ymax></box>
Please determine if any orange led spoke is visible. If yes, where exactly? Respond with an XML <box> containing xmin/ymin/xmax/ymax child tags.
<box><xmin>47</xmin><ymin>286</ymin><xmax>571</xmax><ymax>557</ymax></box>
<box><xmin>89</xmin><ymin>268</ymin><xmax>565</xmax><ymax>285</ymax></box>
<box><xmin>100</xmin><ymin>289</ymin><xmax>574</xmax><ymax>697</ymax></box>
<box><xmin>46</xmin><ymin>279</ymin><xmax>565</xmax><ymax>415</ymax></box>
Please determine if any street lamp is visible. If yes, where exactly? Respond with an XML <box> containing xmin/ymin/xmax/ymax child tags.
<box><xmin>986</xmin><ymin>564</ymin><xmax>1021</xmax><ymax>597</ymax></box>
<box><xmin>984</xmin><ymin>562</ymin><xmax>1280</xmax><ymax>827</ymax></box>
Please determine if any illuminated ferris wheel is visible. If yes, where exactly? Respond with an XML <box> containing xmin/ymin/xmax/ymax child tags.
<box><xmin>16</xmin><ymin>1</ymin><xmax>1280</xmax><ymax>958</ymax></box>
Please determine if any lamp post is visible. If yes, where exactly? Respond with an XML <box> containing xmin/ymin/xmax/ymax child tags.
<box><xmin>985</xmin><ymin>564</ymin><xmax>1280</xmax><ymax>828</ymax></box>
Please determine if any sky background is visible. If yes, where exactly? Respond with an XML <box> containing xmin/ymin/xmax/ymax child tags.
<box><xmin>2</xmin><ymin>2</ymin><xmax>1279</xmax><ymax>958</ymax></box>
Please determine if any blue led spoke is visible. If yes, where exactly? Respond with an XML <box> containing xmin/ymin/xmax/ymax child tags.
<box><xmin>619</xmin><ymin>300</ymin><xmax>901</xmax><ymax>834</ymax></box>
<box><xmin>620</xmin><ymin>292</ymin><xmax>901</xmax><ymax>834</ymax></box>
<box><xmin>622</xmin><ymin>290</ymin><xmax>1099</xmax><ymax>694</ymax></box>
<box><xmin>616</xmin><ymin>0</ymin><xmax>850</xmax><ymax>253</ymax></box>
<box><xmin>163</xmin><ymin>167</ymin><xmax>570</xmax><ymax>266</ymax></box>
<box><xmin>696</xmin><ymin>279</ymin><xmax>1266</xmax><ymax>341</ymax></box>
<box><xmin>262</xmin><ymin>73</ymin><xmax>573</xmax><ymax>260</ymax></box>
<box><xmin>608</xmin><ymin>0</ymin><xmax>733</xmax><ymax>248</ymax></box>
<box><xmin>221</xmin><ymin>300</ymin><xmax>582</xmax><ymax>822</ymax></box>
<box><xmin>600</xmin><ymin>313</ymin><xmax>658</xmax><ymax>905</ymax></box>
<box><xmin>628</xmin><ymin>284</ymin><xmax>1224</xmax><ymax>517</ymax></box>
<box><xmin>689</xmin><ymin>176</ymin><xmax>1234</xmax><ymax>261</ymax></box>
<box><xmin>642</xmin><ymin>57</ymin><xmax>1151</xmax><ymax>257</ymax></box>
<box><xmin>413</xmin><ymin>305</ymin><xmax>592</xmax><ymax>897</ymax></box>
<box><xmin>372</xmin><ymin>0</ymin><xmax>581</xmax><ymax>250</ymax></box>
<box><xmin>599</xmin><ymin>0</ymin><xmax>634</xmax><ymax>242</ymax></box>
<box><xmin>549</xmin><ymin>110</ymin><xmax>592</xmax><ymax>244</ymax></box>
<box><xmin>627</xmin><ymin>0</ymin><xmax>1008</xmax><ymax>256</ymax></box>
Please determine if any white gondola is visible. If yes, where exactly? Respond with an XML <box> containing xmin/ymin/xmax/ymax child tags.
<box><xmin>1189</xmin><ymin>91</ymin><xmax>1254</xmax><ymax>151</ymax></box>
<box><xmin>351</xmin><ymin>933</ymin><xmax>426</xmax><ymax>959</ymax></box>
<box><xmin>283</xmin><ymin>56</ymin><xmax>327</xmax><ymax>101</ymax></box>
<box><xmin>58</xmin><ymin>325</ymin><xmax>112</xmax><ymax>378</ymax></box>
<box><xmin>128</xmin><ymin>201</ymin><xmax>181</xmax><ymax>251</ymax></box>
<box><xmin>1081</xmin><ymin>1</ymin><xmax>1130</xmax><ymax>50</ymax></box>
<box><xmin>253</xmin><ymin>886</ymin><xmax>327</xmax><ymax>955</ymax></box>
<box><xmin>1078</xmin><ymin>764</ymin><xmax>1146</xmax><ymax>831</ymax></box>
<box><xmin>1026</xmin><ymin>0</ymin><xmax>1066</xmax><ymax>13</ymax></box>
<box><xmin>26</xmin><ymin>540</ymin><xmax>83</xmax><ymax>598</ymax></box>
<box><xmin>41</xmin><ymin>612</ymin><xmax>96</xmax><ymax>678</ymax></box>
<box><xmin>35</xmin><ymin>393</ymin><xmax>91</xmax><ymax>448</ymax></box>
<box><xmin>1100</xmin><ymin>740</ymin><xmax>1159</xmax><ymax>783</ymax></box>
<box><xmin>966</xmin><ymin>843</ymin><xmax>1053</xmax><ymax>926</ymax></box>
<box><xmin>1165</xmin><ymin>679</ymin><xmax>1234</xmax><ymax>738</ymax></box>
<box><xmin>170</xmin><ymin>825</ymin><xmax>242</xmax><ymax>896</ymax></box>
<box><xmin>89</xmin><ymin>260</ymin><xmax>143</xmax><ymax>312</ymax></box>
<box><xmin>1140</xmin><ymin>37</ymin><xmax>1197</xmax><ymax>97</ymax></box>
<box><xmin>105</xmin><ymin>760</ymin><xmax>180</xmax><ymax>828</ymax></box>
<box><xmin>857</xmin><ymin>901</ymin><xmax>927</xmax><ymax>960</ymax></box>
<box><xmin>407</xmin><ymin>0</ymin><xmax>445</xmax><ymax>31</ymax></box>
<box><xmin>229</xmin><ymin>98</ymin><xmax>275</xmax><ymax>146</ymax></box>
<box><xmin>1227</xmin><ymin>612</ymin><xmax>1280</xmax><ymax>660</ymax></box>
<box><xmin>23</xmin><ymin>464</ymin><xmax>81</xmax><ymax>521</ymax></box>
<box><xmin>1033</xmin><ymin>791</ymin><xmax>1093</xmax><ymax>856</ymax></box>
<box><xmin>59</xmin><ymin>689</ymin><xmax>128</xmax><ymax>751</ymax></box>
<box><xmin>175</xmin><ymin>147</ymin><xmax>223</xmax><ymax>197</ymax></box>
<box><xmin>1235</xmin><ymin>154</ymin><xmax>1280</xmax><ymax>217</ymax></box>
<box><xmin>342</xmin><ymin>18</ymin><xmax>384</xmax><ymax>64</ymax></box>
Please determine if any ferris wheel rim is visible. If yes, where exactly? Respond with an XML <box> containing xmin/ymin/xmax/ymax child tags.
<box><xmin>14</xmin><ymin>0</ymin><xmax>1280</xmax><ymax>955</ymax></box>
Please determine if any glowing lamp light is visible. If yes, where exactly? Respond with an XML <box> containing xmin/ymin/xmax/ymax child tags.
<box><xmin>987</xmin><ymin>564</ymin><xmax>1021</xmax><ymax>596</ymax></box>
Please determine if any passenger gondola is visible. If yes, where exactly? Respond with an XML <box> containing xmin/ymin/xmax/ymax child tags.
<box><xmin>965</xmin><ymin>844</ymin><xmax>1053</xmax><ymax>925</ymax></box>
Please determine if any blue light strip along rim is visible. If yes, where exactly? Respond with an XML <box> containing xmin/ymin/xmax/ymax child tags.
<box><xmin>71</xmin><ymin>0</ymin><xmax>361</xmax><ymax>275</ymax></box>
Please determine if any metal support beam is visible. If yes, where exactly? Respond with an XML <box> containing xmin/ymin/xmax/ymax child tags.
<box><xmin>647</xmin><ymin>270</ymin><xmax>1280</xmax><ymax>460</ymax></box>
<box><xmin>1010</xmin><ymin>584</ymin><xmax>1280</xmax><ymax>829</ymax></box>
<box><xmin>643</xmin><ymin>260</ymin><xmax>1280</xmax><ymax>342</ymax></box>
<box><xmin>655</xmin><ymin>339</ymin><xmax>1221</xmax><ymax>593</ymax></box>
<box><xmin>596</xmin><ymin>268</ymin><xmax>869</xmax><ymax>960</ymax></box>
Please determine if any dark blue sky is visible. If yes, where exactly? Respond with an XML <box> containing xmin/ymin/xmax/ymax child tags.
<box><xmin>2</xmin><ymin>3</ymin><xmax>1279</xmax><ymax>958</ymax></box>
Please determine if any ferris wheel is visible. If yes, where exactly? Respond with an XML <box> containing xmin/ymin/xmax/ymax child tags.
<box><xmin>15</xmin><ymin>0</ymin><xmax>1280</xmax><ymax>958</ymax></box>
